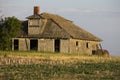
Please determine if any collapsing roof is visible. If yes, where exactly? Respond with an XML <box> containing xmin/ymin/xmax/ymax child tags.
<box><xmin>26</xmin><ymin>12</ymin><xmax>102</xmax><ymax>41</ymax></box>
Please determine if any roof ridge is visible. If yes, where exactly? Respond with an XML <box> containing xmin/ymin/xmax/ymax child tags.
<box><xmin>41</xmin><ymin>12</ymin><xmax>73</xmax><ymax>22</ymax></box>
<box><xmin>26</xmin><ymin>14</ymin><xmax>42</xmax><ymax>19</ymax></box>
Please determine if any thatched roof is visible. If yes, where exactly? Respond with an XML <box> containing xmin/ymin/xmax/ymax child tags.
<box><xmin>26</xmin><ymin>13</ymin><xmax>102</xmax><ymax>41</ymax></box>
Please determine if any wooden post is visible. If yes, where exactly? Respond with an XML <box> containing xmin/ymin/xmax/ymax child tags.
<box><xmin>25</xmin><ymin>38</ymin><xmax>28</xmax><ymax>51</ymax></box>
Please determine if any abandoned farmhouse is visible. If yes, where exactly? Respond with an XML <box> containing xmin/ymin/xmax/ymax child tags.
<box><xmin>12</xmin><ymin>6</ymin><xmax>102</xmax><ymax>54</ymax></box>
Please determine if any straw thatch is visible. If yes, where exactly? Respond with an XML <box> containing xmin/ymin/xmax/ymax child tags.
<box><xmin>26</xmin><ymin>13</ymin><xmax>102</xmax><ymax>41</ymax></box>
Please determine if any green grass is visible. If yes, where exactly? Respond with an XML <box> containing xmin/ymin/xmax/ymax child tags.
<box><xmin>0</xmin><ymin>51</ymin><xmax>120</xmax><ymax>80</ymax></box>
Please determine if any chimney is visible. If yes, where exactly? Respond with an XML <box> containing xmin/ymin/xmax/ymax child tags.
<box><xmin>34</xmin><ymin>6</ymin><xmax>40</xmax><ymax>15</ymax></box>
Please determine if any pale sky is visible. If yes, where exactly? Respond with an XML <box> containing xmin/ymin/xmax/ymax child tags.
<box><xmin>0</xmin><ymin>0</ymin><xmax>120</xmax><ymax>56</ymax></box>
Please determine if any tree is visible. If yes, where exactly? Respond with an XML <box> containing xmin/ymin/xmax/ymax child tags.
<box><xmin>0</xmin><ymin>17</ymin><xmax>23</xmax><ymax>50</ymax></box>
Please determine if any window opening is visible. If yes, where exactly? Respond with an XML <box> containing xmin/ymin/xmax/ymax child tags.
<box><xmin>86</xmin><ymin>42</ymin><xmax>89</xmax><ymax>48</ymax></box>
<box><xmin>30</xmin><ymin>39</ymin><xmax>38</xmax><ymax>50</ymax></box>
<box><xmin>14</xmin><ymin>39</ymin><xmax>19</xmax><ymax>50</ymax></box>
<box><xmin>55</xmin><ymin>39</ymin><xmax>60</xmax><ymax>52</ymax></box>
<box><xmin>76</xmin><ymin>41</ymin><xmax>79</xmax><ymax>46</ymax></box>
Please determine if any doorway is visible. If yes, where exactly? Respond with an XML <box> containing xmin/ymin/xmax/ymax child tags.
<box><xmin>30</xmin><ymin>39</ymin><xmax>38</xmax><ymax>51</ymax></box>
<box><xmin>55</xmin><ymin>39</ymin><xmax>60</xmax><ymax>52</ymax></box>
<box><xmin>14</xmin><ymin>39</ymin><xmax>19</xmax><ymax>50</ymax></box>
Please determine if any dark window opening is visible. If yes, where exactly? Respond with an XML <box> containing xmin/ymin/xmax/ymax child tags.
<box><xmin>22</xmin><ymin>21</ymin><xmax>28</xmax><ymax>34</ymax></box>
<box><xmin>30</xmin><ymin>39</ymin><xmax>38</xmax><ymax>51</ymax></box>
<box><xmin>14</xmin><ymin>39</ymin><xmax>19</xmax><ymax>50</ymax></box>
<box><xmin>55</xmin><ymin>39</ymin><xmax>60</xmax><ymax>52</ymax></box>
<box><xmin>86</xmin><ymin>42</ymin><xmax>89</xmax><ymax>48</ymax></box>
<box><xmin>10</xmin><ymin>40</ymin><xmax>12</xmax><ymax>50</ymax></box>
<box><xmin>76</xmin><ymin>41</ymin><xmax>79</xmax><ymax>46</ymax></box>
<box><xmin>92</xmin><ymin>50</ymin><xmax>96</xmax><ymax>55</ymax></box>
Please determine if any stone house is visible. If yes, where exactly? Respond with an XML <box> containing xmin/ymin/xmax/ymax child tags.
<box><xmin>12</xmin><ymin>6</ymin><xmax>102</xmax><ymax>54</ymax></box>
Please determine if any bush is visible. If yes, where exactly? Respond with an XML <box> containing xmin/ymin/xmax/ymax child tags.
<box><xmin>0</xmin><ymin>17</ymin><xmax>23</xmax><ymax>50</ymax></box>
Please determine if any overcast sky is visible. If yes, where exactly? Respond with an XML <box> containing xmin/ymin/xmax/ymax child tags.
<box><xmin>0</xmin><ymin>0</ymin><xmax>120</xmax><ymax>56</ymax></box>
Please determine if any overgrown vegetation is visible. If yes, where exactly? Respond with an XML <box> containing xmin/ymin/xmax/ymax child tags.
<box><xmin>0</xmin><ymin>17</ymin><xmax>23</xmax><ymax>50</ymax></box>
<box><xmin>0</xmin><ymin>51</ymin><xmax>120</xmax><ymax>80</ymax></box>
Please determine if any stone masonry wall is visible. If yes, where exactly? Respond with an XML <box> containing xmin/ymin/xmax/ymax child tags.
<box><xmin>60</xmin><ymin>39</ymin><xmax>70</xmax><ymax>53</ymax></box>
<box><xmin>19</xmin><ymin>38</ymin><xmax>30</xmax><ymax>51</ymax></box>
<box><xmin>12</xmin><ymin>38</ymin><xmax>99</xmax><ymax>55</ymax></box>
<box><xmin>38</xmin><ymin>39</ymin><xmax>54</xmax><ymax>52</ymax></box>
<box><xmin>69</xmin><ymin>39</ymin><xmax>99</xmax><ymax>55</ymax></box>
<box><xmin>12</xmin><ymin>38</ymin><xmax>30</xmax><ymax>51</ymax></box>
<box><xmin>28</xmin><ymin>19</ymin><xmax>47</xmax><ymax>35</ymax></box>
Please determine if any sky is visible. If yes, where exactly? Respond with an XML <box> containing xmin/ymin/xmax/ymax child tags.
<box><xmin>0</xmin><ymin>0</ymin><xmax>120</xmax><ymax>56</ymax></box>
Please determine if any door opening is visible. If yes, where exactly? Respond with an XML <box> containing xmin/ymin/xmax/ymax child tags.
<box><xmin>30</xmin><ymin>39</ymin><xmax>38</xmax><ymax>51</ymax></box>
<box><xmin>14</xmin><ymin>39</ymin><xmax>19</xmax><ymax>50</ymax></box>
<box><xmin>55</xmin><ymin>39</ymin><xmax>60</xmax><ymax>52</ymax></box>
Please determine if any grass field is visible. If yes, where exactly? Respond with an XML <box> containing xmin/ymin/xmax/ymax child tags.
<box><xmin>0</xmin><ymin>51</ymin><xmax>120</xmax><ymax>80</ymax></box>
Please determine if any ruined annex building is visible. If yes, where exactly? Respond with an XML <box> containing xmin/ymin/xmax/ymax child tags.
<box><xmin>12</xmin><ymin>6</ymin><xmax>102</xmax><ymax>54</ymax></box>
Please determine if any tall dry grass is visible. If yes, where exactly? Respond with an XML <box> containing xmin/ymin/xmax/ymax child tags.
<box><xmin>0</xmin><ymin>51</ymin><xmax>119</xmax><ymax>65</ymax></box>
<box><xmin>0</xmin><ymin>51</ymin><xmax>120</xmax><ymax>80</ymax></box>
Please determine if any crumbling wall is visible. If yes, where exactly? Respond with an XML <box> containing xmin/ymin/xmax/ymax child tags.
<box><xmin>69</xmin><ymin>39</ymin><xmax>99</xmax><ymax>55</ymax></box>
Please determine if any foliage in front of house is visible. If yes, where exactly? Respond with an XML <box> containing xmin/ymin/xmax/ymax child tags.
<box><xmin>0</xmin><ymin>17</ymin><xmax>23</xmax><ymax>50</ymax></box>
